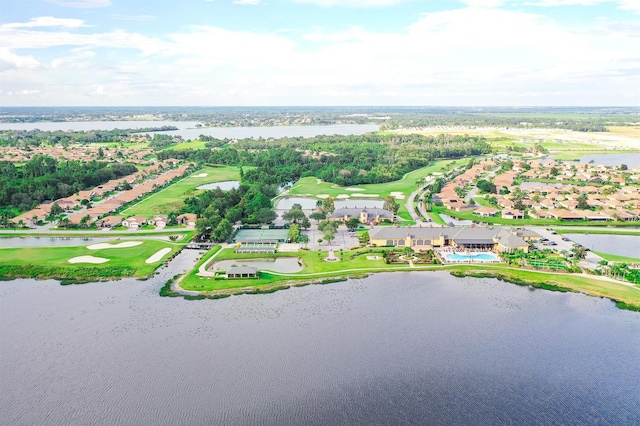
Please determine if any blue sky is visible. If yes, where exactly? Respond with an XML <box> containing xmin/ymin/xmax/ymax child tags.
<box><xmin>1</xmin><ymin>0</ymin><xmax>638</xmax><ymax>106</ymax></box>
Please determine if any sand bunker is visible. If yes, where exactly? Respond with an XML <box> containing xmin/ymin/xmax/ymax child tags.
<box><xmin>358</xmin><ymin>194</ymin><xmax>380</xmax><ymax>197</ymax></box>
<box><xmin>316</xmin><ymin>179</ymin><xmax>322</xmax><ymax>184</ymax></box>
<box><xmin>69</xmin><ymin>256</ymin><xmax>110</xmax><ymax>264</ymax></box>
<box><xmin>87</xmin><ymin>241</ymin><xmax>143</xmax><ymax>250</ymax></box>
<box><xmin>390</xmin><ymin>192</ymin><xmax>406</xmax><ymax>200</ymax></box>
<box><xmin>193</xmin><ymin>173</ymin><xmax>209</xmax><ymax>177</ymax></box>
<box><xmin>145</xmin><ymin>248</ymin><xmax>171</xmax><ymax>264</ymax></box>
<box><xmin>345</xmin><ymin>188</ymin><xmax>364</xmax><ymax>191</ymax></box>
<box><xmin>316</xmin><ymin>194</ymin><xmax>330</xmax><ymax>199</ymax></box>
<box><xmin>336</xmin><ymin>194</ymin><xmax>350</xmax><ymax>199</ymax></box>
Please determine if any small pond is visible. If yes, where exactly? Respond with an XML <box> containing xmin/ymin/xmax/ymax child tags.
<box><xmin>213</xmin><ymin>257</ymin><xmax>303</xmax><ymax>273</ymax></box>
<box><xmin>439</xmin><ymin>214</ymin><xmax>474</xmax><ymax>226</ymax></box>
<box><xmin>563</xmin><ymin>234</ymin><xmax>640</xmax><ymax>258</ymax></box>
<box><xmin>275</xmin><ymin>197</ymin><xmax>319</xmax><ymax>210</ymax></box>
<box><xmin>196</xmin><ymin>180</ymin><xmax>240</xmax><ymax>191</ymax></box>
<box><xmin>0</xmin><ymin>237</ymin><xmax>111</xmax><ymax>248</ymax></box>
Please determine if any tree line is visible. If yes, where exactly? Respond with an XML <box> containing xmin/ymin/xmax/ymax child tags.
<box><xmin>0</xmin><ymin>155</ymin><xmax>138</xmax><ymax>215</ymax></box>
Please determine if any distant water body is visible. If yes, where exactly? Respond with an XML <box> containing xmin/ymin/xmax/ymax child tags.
<box><xmin>0</xmin><ymin>121</ymin><xmax>379</xmax><ymax>140</ymax></box>
<box><xmin>1</xmin><ymin>255</ymin><xmax>638</xmax><ymax>425</ymax></box>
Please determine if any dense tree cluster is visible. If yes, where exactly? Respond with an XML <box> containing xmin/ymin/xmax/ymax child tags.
<box><xmin>159</xmin><ymin>133</ymin><xmax>491</xmax><ymax>187</ymax></box>
<box><xmin>0</xmin><ymin>155</ymin><xmax>138</xmax><ymax>213</ymax></box>
<box><xmin>0</xmin><ymin>127</ymin><xmax>177</xmax><ymax>147</ymax></box>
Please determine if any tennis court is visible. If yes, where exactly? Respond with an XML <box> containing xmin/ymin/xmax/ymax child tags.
<box><xmin>230</xmin><ymin>228</ymin><xmax>290</xmax><ymax>243</ymax></box>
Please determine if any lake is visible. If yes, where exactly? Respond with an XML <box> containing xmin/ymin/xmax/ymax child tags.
<box><xmin>0</xmin><ymin>236</ymin><xmax>111</xmax><ymax>248</ymax></box>
<box><xmin>0</xmin><ymin>121</ymin><xmax>379</xmax><ymax>140</ymax></box>
<box><xmin>564</xmin><ymin>233</ymin><xmax>640</xmax><ymax>258</ymax></box>
<box><xmin>579</xmin><ymin>153</ymin><xmax>640</xmax><ymax>168</ymax></box>
<box><xmin>1</xmin><ymin>256</ymin><xmax>638</xmax><ymax>425</ymax></box>
<box><xmin>157</xmin><ymin>124</ymin><xmax>379</xmax><ymax>140</ymax></box>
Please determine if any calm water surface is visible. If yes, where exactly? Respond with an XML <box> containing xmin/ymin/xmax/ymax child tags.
<box><xmin>1</xmin><ymin>254</ymin><xmax>639</xmax><ymax>425</ymax></box>
<box><xmin>0</xmin><ymin>236</ymin><xmax>111</xmax><ymax>248</ymax></box>
<box><xmin>0</xmin><ymin>122</ymin><xmax>378</xmax><ymax>140</ymax></box>
<box><xmin>564</xmin><ymin>233</ymin><xmax>640</xmax><ymax>257</ymax></box>
<box><xmin>579</xmin><ymin>153</ymin><xmax>640</xmax><ymax>168</ymax></box>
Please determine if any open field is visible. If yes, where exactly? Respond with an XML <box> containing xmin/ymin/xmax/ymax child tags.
<box><xmin>121</xmin><ymin>165</ymin><xmax>243</xmax><ymax>216</ymax></box>
<box><xmin>0</xmin><ymin>239</ymin><xmax>177</xmax><ymax>280</ymax></box>
<box><xmin>163</xmin><ymin>140</ymin><xmax>207</xmax><ymax>150</ymax></box>
<box><xmin>395</xmin><ymin>127</ymin><xmax>640</xmax><ymax>155</ymax></box>
<box><xmin>177</xmin><ymin>247</ymin><xmax>640</xmax><ymax>310</ymax></box>
<box><xmin>602</xmin><ymin>126</ymin><xmax>640</xmax><ymax>139</ymax></box>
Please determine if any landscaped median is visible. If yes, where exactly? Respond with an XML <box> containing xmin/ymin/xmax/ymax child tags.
<box><xmin>170</xmin><ymin>247</ymin><xmax>640</xmax><ymax>311</ymax></box>
<box><xmin>0</xmin><ymin>239</ymin><xmax>180</xmax><ymax>284</ymax></box>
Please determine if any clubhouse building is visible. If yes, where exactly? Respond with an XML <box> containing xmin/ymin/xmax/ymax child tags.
<box><xmin>369</xmin><ymin>226</ymin><xmax>534</xmax><ymax>253</ymax></box>
<box><xmin>328</xmin><ymin>207</ymin><xmax>394</xmax><ymax>225</ymax></box>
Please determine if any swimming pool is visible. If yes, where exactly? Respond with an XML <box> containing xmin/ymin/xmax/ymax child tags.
<box><xmin>444</xmin><ymin>252</ymin><xmax>499</xmax><ymax>262</ymax></box>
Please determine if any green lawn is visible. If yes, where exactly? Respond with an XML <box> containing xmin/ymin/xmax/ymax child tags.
<box><xmin>0</xmin><ymin>239</ymin><xmax>178</xmax><ymax>280</ymax></box>
<box><xmin>177</xmin><ymin>247</ymin><xmax>640</xmax><ymax>310</ymax></box>
<box><xmin>163</xmin><ymin>140</ymin><xmax>207</xmax><ymax>150</ymax></box>
<box><xmin>286</xmin><ymin>159</ymin><xmax>466</xmax><ymax>218</ymax></box>
<box><xmin>121</xmin><ymin>165</ymin><xmax>244</xmax><ymax>216</ymax></box>
<box><xmin>593</xmin><ymin>251</ymin><xmax>640</xmax><ymax>264</ymax></box>
<box><xmin>180</xmin><ymin>247</ymin><xmax>409</xmax><ymax>292</ymax></box>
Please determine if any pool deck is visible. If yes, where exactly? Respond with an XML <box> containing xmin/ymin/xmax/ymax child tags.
<box><xmin>438</xmin><ymin>249</ymin><xmax>502</xmax><ymax>264</ymax></box>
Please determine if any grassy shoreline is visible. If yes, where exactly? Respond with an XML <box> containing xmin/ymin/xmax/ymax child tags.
<box><xmin>0</xmin><ymin>238</ymin><xmax>183</xmax><ymax>283</ymax></box>
<box><xmin>172</xmin><ymin>247</ymin><xmax>640</xmax><ymax>311</ymax></box>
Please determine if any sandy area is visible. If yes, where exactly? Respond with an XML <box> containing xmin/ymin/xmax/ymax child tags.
<box><xmin>345</xmin><ymin>188</ymin><xmax>364</xmax><ymax>191</ymax></box>
<box><xmin>316</xmin><ymin>194</ymin><xmax>330</xmax><ymax>199</ymax></box>
<box><xmin>193</xmin><ymin>173</ymin><xmax>208</xmax><ymax>177</ymax></box>
<box><xmin>316</xmin><ymin>179</ymin><xmax>322</xmax><ymax>184</ymax></box>
<box><xmin>336</xmin><ymin>194</ymin><xmax>350</xmax><ymax>199</ymax></box>
<box><xmin>145</xmin><ymin>247</ymin><xmax>171</xmax><ymax>264</ymax></box>
<box><xmin>87</xmin><ymin>241</ymin><xmax>143</xmax><ymax>250</ymax></box>
<box><xmin>358</xmin><ymin>194</ymin><xmax>380</xmax><ymax>197</ymax></box>
<box><xmin>69</xmin><ymin>256</ymin><xmax>110</xmax><ymax>264</ymax></box>
<box><xmin>390</xmin><ymin>192</ymin><xmax>406</xmax><ymax>200</ymax></box>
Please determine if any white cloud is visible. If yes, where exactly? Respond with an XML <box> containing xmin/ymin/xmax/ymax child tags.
<box><xmin>460</xmin><ymin>0</ymin><xmax>505</xmax><ymax>7</ymax></box>
<box><xmin>524</xmin><ymin>0</ymin><xmax>640</xmax><ymax>13</ymax></box>
<box><xmin>0</xmin><ymin>48</ymin><xmax>41</xmax><ymax>71</ymax></box>
<box><xmin>233</xmin><ymin>0</ymin><xmax>261</xmax><ymax>4</ymax></box>
<box><xmin>46</xmin><ymin>0</ymin><xmax>111</xmax><ymax>8</ymax></box>
<box><xmin>293</xmin><ymin>0</ymin><xmax>407</xmax><ymax>7</ymax></box>
<box><xmin>1</xmin><ymin>17</ymin><xmax>87</xmax><ymax>30</ymax></box>
<box><xmin>1</xmin><ymin>3</ymin><xmax>638</xmax><ymax>105</ymax></box>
